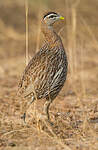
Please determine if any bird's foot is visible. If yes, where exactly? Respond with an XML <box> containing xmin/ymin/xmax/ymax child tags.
<box><xmin>36</xmin><ymin>113</ymin><xmax>53</xmax><ymax>126</ymax></box>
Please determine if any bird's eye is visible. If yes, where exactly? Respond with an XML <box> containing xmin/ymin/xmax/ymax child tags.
<box><xmin>49</xmin><ymin>15</ymin><xmax>56</xmax><ymax>18</ymax></box>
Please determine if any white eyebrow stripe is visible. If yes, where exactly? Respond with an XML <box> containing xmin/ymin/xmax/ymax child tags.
<box><xmin>47</xmin><ymin>14</ymin><xmax>57</xmax><ymax>18</ymax></box>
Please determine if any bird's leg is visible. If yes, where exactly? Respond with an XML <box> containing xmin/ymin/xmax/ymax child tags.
<box><xmin>36</xmin><ymin>100</ymin><xmax>53</xmax><ymax>130</ymax></box>
<box><xmin>43</xmin><ymin>99</ymin><xmax>52</xmax><ymax>121</ymax></box>
<box><xmin>21</xmin><ymin>96</ymin><xmax>35</xmax><ymax>123</ymax></box>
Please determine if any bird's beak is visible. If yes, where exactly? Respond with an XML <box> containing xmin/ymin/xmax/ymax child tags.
<box><xmin>59</xmin><ymin>16</ymin><xmax>64</xmax><ymax>20</ymax></box>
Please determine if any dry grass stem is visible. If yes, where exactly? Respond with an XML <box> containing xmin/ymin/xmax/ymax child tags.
<box><xmin>25</xmin><ymin>0</ymin><xmax>29</xmax><ymax>65</ymax></box>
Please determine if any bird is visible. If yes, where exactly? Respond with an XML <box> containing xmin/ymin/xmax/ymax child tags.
<box><xmin>18</xmin><ymin>12</ymin><xmax>68</xmax><ymax>123</ymax></box>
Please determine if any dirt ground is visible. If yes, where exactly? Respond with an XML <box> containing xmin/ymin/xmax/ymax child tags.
<box><xmin>0</xmin><ymin>0</ymin><xmax>98</xmax><ymax>150</ymax></box>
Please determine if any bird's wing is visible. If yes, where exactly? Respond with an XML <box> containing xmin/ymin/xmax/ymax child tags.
<box><xmin>21</xmin><ymin>83</ymin><xmax>35</xmax><ymax>98</ymax></box>
<box><xmin>18</xmin><ymin>48</ymin><xmax>49</xmax><ymax>98</ymax></box>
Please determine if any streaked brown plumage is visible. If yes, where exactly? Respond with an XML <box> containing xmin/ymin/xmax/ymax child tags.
<box><xmin>18</xmin><ymin>12</ymin><xmax>68</xmax><ymax>121</ymax></box>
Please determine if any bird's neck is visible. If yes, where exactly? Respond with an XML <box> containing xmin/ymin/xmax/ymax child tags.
<box><xmin>41</xmin><ymin>22</ymin><xmax>59</xmax><ymax>45</ymax></box>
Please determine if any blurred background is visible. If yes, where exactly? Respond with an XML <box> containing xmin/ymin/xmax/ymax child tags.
<box><xmin>0</xmin><ymin>0</ymin><xmax>98</xmax><ymax>97</ymax></box>
<box><xmin>0</xmin><ymin>0</ymin><xmax>98</xmax><ymax>149</ymax></box>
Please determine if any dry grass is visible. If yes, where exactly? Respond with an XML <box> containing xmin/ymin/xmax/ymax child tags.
<box><xmin>25</xmin><ymin>0</ymin><xmax>29</xmax><ymax>65</ymax></box>
<box><xmin>0</xmin><ymin>0</ymin><xmax>98</xmax><ymax>150</ymax></box>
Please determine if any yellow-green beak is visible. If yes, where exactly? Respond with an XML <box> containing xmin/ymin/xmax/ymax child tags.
<box><xmin>59</xmin><ymin>16</ymin><xmax>64</xmax><ymax>20</ymax></box>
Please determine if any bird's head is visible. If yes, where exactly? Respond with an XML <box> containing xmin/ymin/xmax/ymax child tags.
<box><xmin>43</xmin><ymin>12</ymin><xmax>64</xmax><ymax>26</ymax></box>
